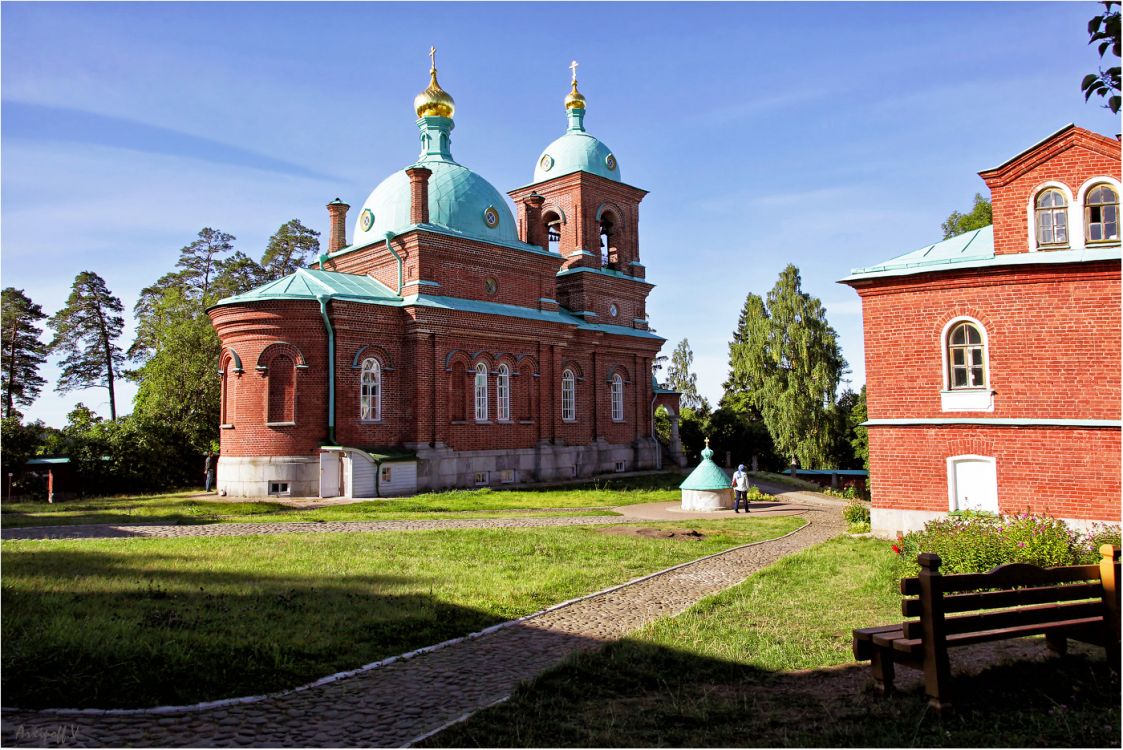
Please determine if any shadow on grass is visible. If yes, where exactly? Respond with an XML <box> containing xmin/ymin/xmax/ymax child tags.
<box><xmin>1</xmin><ymin>546</ymin><xmax>503</xmax><ymax>710</ymax></box>
<box><xmin>0</xmin><ymin>499</ymin><xmax>299</xmax><ymax>530</ymax></box>
<box><xmin>424</xmin><ymin>637</ymin><xmax>1120</xmax><ymax>748</ymax></box>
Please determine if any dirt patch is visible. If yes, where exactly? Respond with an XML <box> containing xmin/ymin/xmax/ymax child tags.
<box><xmin>599</xmin><ymin>525</ymin><xmax>709</xmax><ymax>540</ymax></box>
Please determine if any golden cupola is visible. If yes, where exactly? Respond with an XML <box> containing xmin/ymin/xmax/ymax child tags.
<box><xmin>414</xmin><ymin>46</ymin><xmax>456</xmax><ymax>119</ymax></box>
<box><xmin>564</xmin><ymin>59</ymin><xmax>586</xmax><ymax>110</ymax></box>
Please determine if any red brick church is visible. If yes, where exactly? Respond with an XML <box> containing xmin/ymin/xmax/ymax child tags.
<box><xmin>208</xmin><ymin>58</ymin><xmax>682</xmax><ymax>497</ymax></box>
<box><xmin>842</xmin><ymin>125</ymin><xmax>1120</xmax><ymax>535</ymax></box>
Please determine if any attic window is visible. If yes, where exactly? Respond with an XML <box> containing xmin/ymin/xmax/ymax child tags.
<box><xmin>1085</xmin><ymin>185</ymin><xmax>1119</xmax><ymax>243</ymax></box>
<box><xmin>1034</xmin><ymin>189</ymin><xmax>1068</xmax><ymax>248</ymax></box>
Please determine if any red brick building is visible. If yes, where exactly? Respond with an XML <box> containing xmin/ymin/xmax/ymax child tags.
<box><xmin>208</xmin><ymin>61</ymin><xmax>681</xmax><ymax>497</ymax></box>
<box><xmin>841</xmin><ymin>125</ymin><xmax>1120</xmax><ymax>535</ymax></box>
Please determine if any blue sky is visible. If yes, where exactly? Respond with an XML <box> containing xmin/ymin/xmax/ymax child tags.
<box><xmin>2</xmin><ymin>1</ymin><xmax>1118</xmax><ymax>427</ymax></box>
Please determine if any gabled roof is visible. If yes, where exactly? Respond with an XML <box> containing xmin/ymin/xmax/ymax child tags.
<box><xmin>978</xmin><ymin>124</ymin><xmax>1121</xmax><ymax>187</ymax></box>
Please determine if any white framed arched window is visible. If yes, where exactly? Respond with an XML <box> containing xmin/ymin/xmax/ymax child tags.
<box><xmin>1084</xmin><ymin>183</ymin><xmax>1119</xmax><ymax>244</ymax></box>
<box><xmin>610</xmin><ymin>373</ymin><xmax>624</xmax><ymax>421</ymax></box>
<box><xmin>474</xmin><ymin>363</ymin><xmax>489</xmax><ymax>422</ymax></box>
<box><xmin>1034</xmin><ymin>188</ymin><xmax>1069</xmax><ymax>248</ymax></box>
<box><xmin>561</xmin><ymin>369</ymin><xmax>575</xmax><ymax>422</ymax></box>
<box><xmin>360</xmin><ymin>358</ymin><xmax>381</xmax><ymax>421</ymax></box>
<box><xmin>940</xmin><ymin>317</ymin><xmax>993</xmax><ymax>413</ymax></box>
<box><xmin>496</xmin><ymin>364</ymin><xmax>510</xmax><ymax>422</ymax></box>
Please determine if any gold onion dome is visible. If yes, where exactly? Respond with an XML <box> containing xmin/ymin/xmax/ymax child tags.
<box><xmin>564</xmin><ymin>59</ymin><xmax>586</xmax><ymax>110</ymax></box>
<box><xmin>414</xmin><ymin>47</ymin><xmax>455</xmax><ymax>118</ymax></box>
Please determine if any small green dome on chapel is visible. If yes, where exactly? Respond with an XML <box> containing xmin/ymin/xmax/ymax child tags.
<box><xmin>533</xmin><ymin>62</ymin><xmax>621</xmax><ymax>184</ymax></box>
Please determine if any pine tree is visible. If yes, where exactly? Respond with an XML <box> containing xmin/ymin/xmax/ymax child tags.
<box><xmin>665</xmin><ymin>338</ymin><xmax>707</xmax><ymax>411</ymax></box>
<box><xmin>725</xmin><ymin>265</ymin><xmax>847</xmax><ymax>467</ymax></box>
<box><xmin>260</xmin><ymin>219</ymin><xmax>321</xmax><ymax>281</ymax></box>
<box><xmin>176</xmin><ymin>227</ymin><xmax>235</xmax><ymax>302</ymax></box>
<box><xmin>48</xmin><ymin>271</ymin><xmax>125</xmax><ymax>420</ymax></box>
<box><xmin>1</xmin><ymin>288</ymin><xmax>49</xmax><ymax>419</ymax></box>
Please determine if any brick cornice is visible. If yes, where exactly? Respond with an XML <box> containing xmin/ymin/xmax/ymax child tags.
<box><xmin>979</xmin><ymin>126</ymin><xmax>1121</xmax><ymax>189</ymax></box>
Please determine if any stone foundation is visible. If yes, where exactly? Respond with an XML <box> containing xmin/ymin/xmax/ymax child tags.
<box><xmin>217</xmin><ymin>456</ymin><xmax>319</xmax><ymax>498</ymax></box>
<box><xmin>871</xmin><ymin>507</ymin><xmax>1121</xmax><ymax>539</ymax></box>
<box><xmin>681</xmin><ymin>488</ymin><xmax>733</xmax><ymax>512</ymax></box>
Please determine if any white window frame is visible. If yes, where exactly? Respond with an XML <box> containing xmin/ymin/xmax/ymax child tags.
<box><xmin>474</xmin><ymin>363</ymin><xmax>489</xmax><ymax>422</ymax></box>
<box><xmin>360</xmin><ymin>357</ymin><xmax>381</xmax><ymax>421</ymax></box>
<box><xmin>610</xmin><ymin>373</ymin><xmax>624</xmax><ymax>422</ymax></box>
<box><xmin>561</xmin><ymin>369</ymin><xmax>576</xmax><ymax>422</ymax></box>
<box><xmin>946</xmin><ymin>455</ymin><xmax>999</xmax><ymax>514</ymax></box>
<box><xmin>1027</xmin><ymin>181</ymin><xmax>1079</xmax><ymax>252</ymax></box>
<box><xmin>1076</xmin><ymin>176</ymin><xmax>1122</xmax><ymax>246</ymax></box>
<box><xmin>939</xmin><ymin>317</ymin><xmax>993</xmax><ymax>412</ymax></box>
<box><xmin>496</xmin><ymin>364</ymin><xmax>511</xmax><ymax>422</ymax></box>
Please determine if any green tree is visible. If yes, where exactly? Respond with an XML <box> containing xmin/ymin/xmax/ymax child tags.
<box><xmin>1082</xmin><ymin>1</ymin><xmax>1121</xmax><ymax>114</ymax></box>
<box><xmin>664</xmin><ymin>338</ymin><xmax>708</xmax><ymax>411</ymax></box>
<box><xmin>1</xmin><ymin>288</ymin><xmax>49</xmax><ymax>419</ymax></box>
<box><xmin>941</xmin><ymin>193</ymin><xmax>992</xmax><ymax>239</ymax></box>
<box><xmin>726</xmin><ymin>265</ymin><xmax>847</xmax><ymax>468</ymax></box>
<box><xmin>176</xmin><ymin>227</ymin><xmax>235</xmax><ymax>302</ymax></box>
<box><xmin>260</xmin><ymin>219</ymin><xmax>321</xmax><ymax>281</ymax></box>
<box><xmin>48</xmin><ymin>271</ymin><xmax>125</xmax><ymax>420</ymax></box>
<box><xmin>211</xmin><ymin>251</ymin><xmax>265</xmax><ymax>299</ymax></box>
<box><xmin>849</xmin><ymin>385</ymin><xmax>869</xmax><ymax>470</ymax></box>
<box><xmin>128</xmin><ymin>270</ymin><xmax>195</xmax><ymax>362</ymax></box>
<box><xmin>130</xmin><ymin>288</ymin><xmax>222</xmax><ymax>452</ymax></box>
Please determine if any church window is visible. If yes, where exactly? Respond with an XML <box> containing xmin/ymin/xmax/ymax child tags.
<box><xmin>1034</xmin><ymin>189</ymin><xmax>1068</xmax><ymax>247</ymax></box>
<box><xmin>267</xmin><ymin>355</ymin><xmax>296</xmax><ymax>424</ymax></box>
<box><xmin>497</xmin><ymin>364</ymin><xmax>511</xmax><ymax>422</ymax></box>
<box><xmin>1085</xmin><ymin>184</ymin><xmax>1119</xmax><ymax>243</ymax></box>
<box><xmin>610</xmin><ymin>373</ymin><xmax>624</xmax><ymax>421</ymax></box>
<box><xmin>360</xmin><ymin>358</ymin><xmax>381</xmax><ymax>421</ymax></box>
<box><xmin>474</xmin><ymin>363</ymin><xmax>489</xmax><ymax>421</ymax></box>
<box><xmin>946</xmin><ymin>321</ymin><xmax>987</xmax><ymax>390</ymax></box>
<box><xmin>561</xmin><ymin>369</ymin><xmax>576</xmax><ymax>422</ymax></box>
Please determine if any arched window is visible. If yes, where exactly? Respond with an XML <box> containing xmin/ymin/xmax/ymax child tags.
<box><xmin>1035</xmin><ymin>189</ymin><xmax>1068</xmax><ymax>247</ymax></box>
<box><xmin>496</xmin><ymin>364</ymin><xmax>510</xmax><ymax>422</ymax></box>
<box><xmin>220</xmin><ymin>369</ymin><xmax>233</xmax><ymax>426</ymax></box>
<box><xmin>599</xmin><ymin>213</ymin><xmax>617</xmax><ymax>269</ymax></box>
<box><xmin>267</xmin><ymin>355</ymin><xmax>296</xmax><ymax>423</ymax></box>
<box><xmin>360</xmin><ymin>358</ymin><xmax>381</xmax><ymax>421</ymax></box>
<box><xmin>561</xmin><ymin>369</ymin><xmax>576</xmax><ymax>422</ymax></box>
<box><xmin>543</xmin><ymin>211</ymin><xmax>562</xmax><ymax>254</ymax></box>
<box><xmin>946</xmin><ymin>321</ymin><xmax>986</xmax><ymax>390</ymax></box>
<box><xmin>474</xmin><ymin>363</ymin><xmax>489</xmax><ymax>421</ymax></box>
<box><xmin>610</xmin><ymin>373</ymin><xmax>624</xmax><ymax>421</ymax></box>
<box><xmin>1085</xmin><ymin>184</ymin><xmax>1119</xmax><ymax>243</ymax></box>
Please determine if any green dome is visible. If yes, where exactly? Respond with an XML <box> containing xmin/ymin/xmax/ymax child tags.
<box><xmin>352</xmin><ymin>115</ymin><xmax>518</xmax><ymax>248</ymax></box>
<box><xmin>679</xmin><ymin>445</ymin><xmax>732</xmax><ymax>491</ymax></box>
<box><xmin>534</xmin><ymin>108</ymin><xmax>620</xmax><ymax>183</ymax></box>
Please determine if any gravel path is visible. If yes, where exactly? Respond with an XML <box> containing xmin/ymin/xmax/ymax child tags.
<box><xmin>0</xmin><ymin>501</ymin><xmax>845</xmax><ymax>748</ymax></box>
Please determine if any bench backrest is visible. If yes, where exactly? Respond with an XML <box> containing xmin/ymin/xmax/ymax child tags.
<box><xmin>898</xmin><ymin>544</ymin><xmax>1121</xmax><ymax>642</ymax></box>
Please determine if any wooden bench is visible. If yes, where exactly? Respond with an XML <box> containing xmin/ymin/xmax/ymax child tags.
<box><xmin>853</xmin><ymin>544</ymin><xmax>1120</xmax><ymax>711</ymax></box>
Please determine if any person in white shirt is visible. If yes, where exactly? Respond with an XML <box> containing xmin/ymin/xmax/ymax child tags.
<box><xmin>731</xmin><ymin>464</ymin><xmax>750</xmax><ymax>513</ymax></box>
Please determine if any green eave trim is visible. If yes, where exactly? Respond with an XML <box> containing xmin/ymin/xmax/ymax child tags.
<box><xmin>556</xmin><ymin>267</ymin><xmax>655</xmax><ymax>287</ymax></box>
<box><xmin>326</xmin><ymin>223</ymin><xmax>558</xmax><ymax>261</ymax></box>
<box><xmin>863</xmin><ymin>418</ymin><xmax>1121</xmax><ymax>428</ymax></box>
<box><xmin>841</xmin><ymin>245</ymin><xmax>1120</xmax><ymax>283</ymax></box>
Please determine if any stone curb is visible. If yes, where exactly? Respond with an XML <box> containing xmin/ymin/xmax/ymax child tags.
<box><xmin>0</xmin><ymin>515</ymin><xmax>814</xmax><ymax>718</ymax></box>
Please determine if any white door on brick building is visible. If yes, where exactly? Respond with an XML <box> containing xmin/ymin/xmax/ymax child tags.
<box><xmin>320</xmin><ymin>451</ymin><xmax>341</xmax><ymax>498</ymax></box>
<box><xmin>947</xmin><ymin>455</ymin><xmax>999</xmax><ymax>513</ymax></box>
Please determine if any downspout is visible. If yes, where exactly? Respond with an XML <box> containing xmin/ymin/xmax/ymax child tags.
<box><xmin>385</xmin><ymin>231</ymin><xmax>403</xmax><ymax>295</ymax></box>
<box><xmin>317</xmin><ymin>294</ymin><xmax>338</xmax><ymax>446</ymax></box>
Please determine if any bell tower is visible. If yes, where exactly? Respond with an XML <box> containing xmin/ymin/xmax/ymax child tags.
<box><xmin>509</xmin><ymin>64</ymin><xmax>652</xmax><ymax>329</ymax></box>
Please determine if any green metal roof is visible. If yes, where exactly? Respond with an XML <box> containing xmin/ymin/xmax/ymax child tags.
<box><xmin>679</xmin><ymin>448</ymin><xmax>731</xmax><ymax>491</ymax></box>
<box><xmin>555</xmin><ymin>267</ymin><xmax>655</xmax><ymax>287</ymax></box>
<box><xmin>210</xmin><ymin>269</ymin><xmax>398</xmax><ymax>308</ymax></box>
<box><xmin>841</xmin><ymin>226</ymin><xmax>1121</xmax><ymax>283</ymax></box>
<box><xmin>533</xmin><ymin>108</ymin><xmax>620</xmax><ymax>183</ymax></box>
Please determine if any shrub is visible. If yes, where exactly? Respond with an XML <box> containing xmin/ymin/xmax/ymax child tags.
<box><xmin>842</xmin><ymin>499</ymin><xmax>871</xmax><ymax>525</ymax></box>
<box><xmin>848</xmin><ymin>521</ymin><xmax>871</xmax><ymax>534</ymax></box>
<box><xmin>892</xmin><ymin>512</ymin><xmax>1121</xmax><ymax>579</ymax></box>
<box><xmin>746</xmin><ymin>485</ymin><xmax>771</xmax><ymax>502</ymax></box>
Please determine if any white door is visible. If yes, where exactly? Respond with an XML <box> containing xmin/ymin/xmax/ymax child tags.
<box><xmin>319</xmin><ymin>452</ymin><xmax>341</xmax><ymax>498</ymax></box>
<box><xmin>949</xmin><ymin>456</ymin><xmax>998</xmax><ymax>513</ymax></box>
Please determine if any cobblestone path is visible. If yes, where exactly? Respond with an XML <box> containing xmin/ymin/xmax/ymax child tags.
<box><xmin>2</xmin><ymin>503</ymin><xmax>845</xmax><ymax>748</ymax></box>
<box><xmin>0</xmin><ymin>515</ymin><xmax>629</xmax><ymax>541</ymax></box>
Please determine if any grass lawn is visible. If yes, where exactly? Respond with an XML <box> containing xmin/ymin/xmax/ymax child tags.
<box><xmin>0</xmin><ymin>473</ymin><xmax>685</xmax><ymax>529</ymax></box>
<box><xmin>1</xmin><ymin>515</ymin><xmax>801</xmax><ymax>709</ymax></box>
<box><xmin>429</xmin><ymin>536</ymin><xmax>1120</xmax><ymax>748</ymax></box>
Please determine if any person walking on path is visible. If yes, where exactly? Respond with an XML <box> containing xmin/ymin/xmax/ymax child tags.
<box><xmin>731</xmin><ymin>464</ymin><xmax>750</xmax><ymax>512</ymax></box>
<box><xmin>203</xmin><ymin>452</ymin><xmax>216</xmax><ymax>493</ymax></box>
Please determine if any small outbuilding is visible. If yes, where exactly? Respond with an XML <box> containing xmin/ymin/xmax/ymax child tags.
<box><xmin>679</xmin><ymin>439</ymin><xmax>732</xmax><ymax>511</ymax></box>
